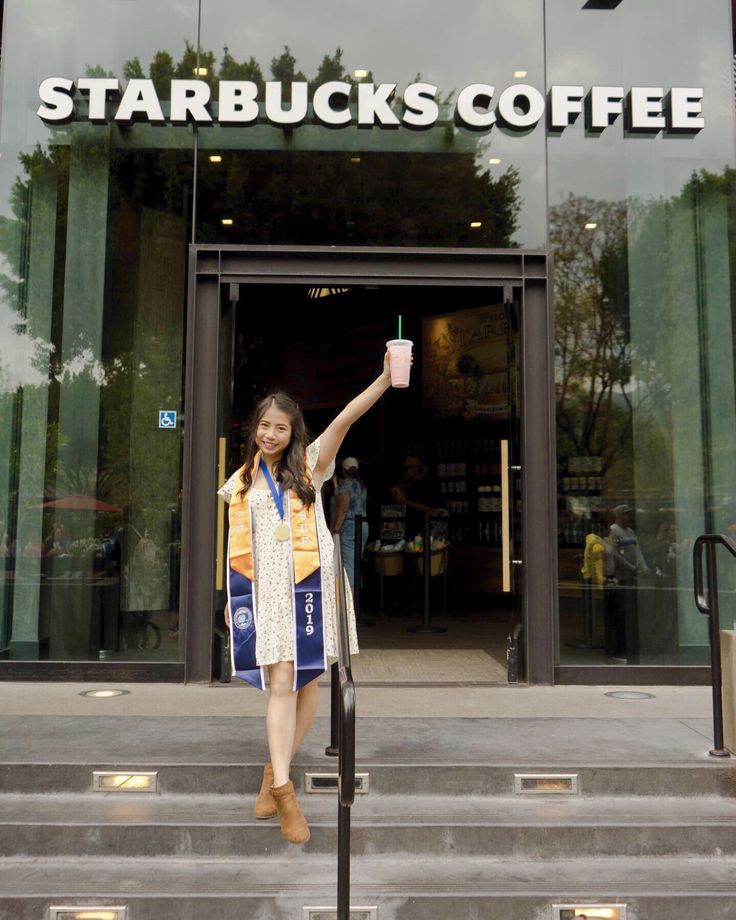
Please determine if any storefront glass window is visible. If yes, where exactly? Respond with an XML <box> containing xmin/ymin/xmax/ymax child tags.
<box><xmin>195</xmin><ymin>0</ymin><xmax>547</xmax><ymax>248</ymax></box>
<box><xmin>547</xmin><ymin>0</ymin><xmax>736</xmax><ymax>666</ymax></box>
<box><xmin>0</xmin><ymin>0</ymin><xmax>196</xmax><ymax>662</ymax></box>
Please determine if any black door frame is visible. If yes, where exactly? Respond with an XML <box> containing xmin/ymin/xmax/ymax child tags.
<box><xmin>182</xmin><ymin>244</ymin><xmax>558</xmax><ymax>684</ymax></box>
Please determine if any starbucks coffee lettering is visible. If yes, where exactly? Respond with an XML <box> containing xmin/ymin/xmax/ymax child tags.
<box><xmin>37</xmin><ymin>77</ymin><xmax>705</xmax><ymax>135</ymax></box>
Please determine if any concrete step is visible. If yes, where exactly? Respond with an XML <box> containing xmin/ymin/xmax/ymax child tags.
<box><xmin>0</xmin><ymin>855</ymin><xmax>734</xmax><ymax>920</ymax></box>
<box><xmin>2</xmin><ymin>793</ymin><xmax>735</xmax><ymax>858</ymax></box>
<box><xmin>2</xmin><ymin>760</ymin><xmax>735</xmax><ymax>796</ymax></box>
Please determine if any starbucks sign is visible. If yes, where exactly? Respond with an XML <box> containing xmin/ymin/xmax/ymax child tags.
<box><xmin>37</xmin><ymin>78</ymin><xmax>705</xmax><ymax>135</ymax></box>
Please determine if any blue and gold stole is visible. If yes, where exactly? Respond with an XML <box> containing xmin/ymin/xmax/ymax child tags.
<box><xmin>227</xmin><ymin>451</ymin><xmax>326</xmax><ymax>691</ymax></box>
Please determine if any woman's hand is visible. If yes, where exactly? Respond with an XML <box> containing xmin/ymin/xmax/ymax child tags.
<box><xmin>382</xmin><ymin>349</ymin><xmax>391</xmax><ymax>384</ymax></box>
<box><xmin>224</xmin><ymin>604</ymin><xmax>231</xmax><ymax>630</ymax></box>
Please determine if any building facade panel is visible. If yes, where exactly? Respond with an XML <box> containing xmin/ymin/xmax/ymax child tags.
<box><xmin>0</xmin><ymin>0</ymin><xmax>733</xmax><ymax>680</ymax></box>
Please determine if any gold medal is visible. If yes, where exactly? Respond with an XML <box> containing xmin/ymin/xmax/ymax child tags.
<box><xmin>274</xmin><ymin>522</ymin><xmax>290</xmax><ymax>542</ymax></box>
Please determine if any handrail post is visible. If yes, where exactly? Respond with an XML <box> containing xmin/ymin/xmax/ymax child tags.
<box><xmin>705</xmin><ymin>541</ymin><xmax>728</xmax><ymax>757</ymax></box>
<box><xmin>693</xmin><ymin>534</ymin><xmax>733</xmax><ymax>758</ymax></box>
<box><xmin>325</xmin><ymin>661</ymin><xmax>339</xmax><ymax>757</ymax></box>
<box><xmin>337</xmin><ymin>800</ymin><xmax>351</xmax><ymax>920</ymax></box>
<box><xmin>332</xmin><ymin>533</ymin><xmax>356</xmax><ymax>918</ymax></box>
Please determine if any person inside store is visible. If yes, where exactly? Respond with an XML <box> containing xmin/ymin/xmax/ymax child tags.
<box><xmin>0</xmin><ymin>524</ymin><xmax>15</xmax><ymax>557</ymax></box>
<box><xmin>655</xmin><ymin>519</ymin><xmax>691</xmax><ymax>585</ymax></box>
<box><xmin>331</xmin><ymin>457</ymin><xmax>369</xmax><ymax>593</ymax></box>
<box><xmin>42</xmin><ymin>521</ymin><xmax>66</xmax><ymax>557</ymax></box>
<box><xmin>608</xmin><ymin>503</ymin><xmax>649</xmax><ymax>662</ymax></box>
<box><xmin>220</xmin><ymin>349</ymin><xmax>396</xmax><ymax>845</ymax></box>
<box><xmin>390</xmin><ymin>455</ymin><xmax>443</xmax><ymax>540</ymax></box>
<box><xmin>580</xmin><ymin>516</ymin><xmax>615</xmax><ymax>654</ymax></box>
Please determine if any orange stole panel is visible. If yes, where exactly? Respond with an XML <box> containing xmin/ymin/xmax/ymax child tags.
<box><xmin>227</xmin><ymin>453</ymin><xmax>320</xmax><ymax>586</ymax></box>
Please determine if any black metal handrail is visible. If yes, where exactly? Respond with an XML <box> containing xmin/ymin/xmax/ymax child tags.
<box><xmin>332</xmin><ymin>536</ymin><xmax>356</xmax><ymax>920</ymax></box>
<box><xmin>693</xmin><ymin>533</ymin><xmax>735</xmax><ymax>758</ymax></box>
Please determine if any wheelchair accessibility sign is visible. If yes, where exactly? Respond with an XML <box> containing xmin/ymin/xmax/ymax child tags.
<box><xmin>158</xmin><ymin>410</ymin><xmax>177</xmax><ymax>429</ymax></box>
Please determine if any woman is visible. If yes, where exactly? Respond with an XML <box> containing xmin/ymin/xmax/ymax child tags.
<box><xmin>220</xmin><ymin>350</ymin><xmax>394</xmax><ymax>845</ymax></box>
<box><xmin>332</xmin><ymin>457</ymin><xmax>369</xmax><ymax>592</ymax></box>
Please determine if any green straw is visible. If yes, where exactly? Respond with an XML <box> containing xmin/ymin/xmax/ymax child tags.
<box><xmin>398</xmin><ymin>314</ymin><xmax>402</xmax><ymax>339</ymax></box>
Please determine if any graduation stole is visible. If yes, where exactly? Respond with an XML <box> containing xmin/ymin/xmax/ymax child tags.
<box><xmin>227</xmin><ymin>450</ymin><xmax>326</xmax><ymax>691</ymax></box>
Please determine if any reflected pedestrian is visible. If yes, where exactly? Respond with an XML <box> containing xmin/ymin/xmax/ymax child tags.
<box><xmin>608</xmin><ymin>503</ymin><xmax>648</xmax><ymax>662</ymax></box>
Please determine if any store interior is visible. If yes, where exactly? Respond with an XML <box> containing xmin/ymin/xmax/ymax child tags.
<box><xmin>220</xmin><ymin>283</ymin><xmax>521</xmax><ymax>684</ymax></box>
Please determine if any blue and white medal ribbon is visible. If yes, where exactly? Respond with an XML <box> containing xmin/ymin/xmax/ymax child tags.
<box><xmin>260</xmin><ymin>459</ymin><xmax>290</xmax><ymax>542</ymax></box>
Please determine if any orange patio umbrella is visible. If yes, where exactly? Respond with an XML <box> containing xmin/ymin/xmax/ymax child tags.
<box><xmin>31</xmin><ymin>494</ymin><xmax>122</xmax><ymax>513</ymax></box>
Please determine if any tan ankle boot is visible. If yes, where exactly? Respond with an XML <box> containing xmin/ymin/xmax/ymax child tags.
<box><xmin>271</xmin><ymin>780</ymin><xmax>310</xmax><ymax>844</ymax></box>
<box><xmin>254</xmin><ymin>763</ymin><xmax>277</xmax><ymax>819</ymax></box>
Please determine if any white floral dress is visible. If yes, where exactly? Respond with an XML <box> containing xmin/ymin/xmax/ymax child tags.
<box><xmin>219</xmin><ymin>438</ymin><xmax>359</xmax><ymax>667</ymax></box>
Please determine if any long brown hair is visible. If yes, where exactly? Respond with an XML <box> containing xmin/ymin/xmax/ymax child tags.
<box><xmin>237</xmin><ymin>392</ymin><xmax>316</xmax><ymax>507</ymax></box>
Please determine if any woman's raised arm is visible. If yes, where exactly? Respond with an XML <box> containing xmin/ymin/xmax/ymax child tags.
<box><xmin>314</xmin><ymin>352</ymin><xmax>391</xmax><ymax>482</ymax></box>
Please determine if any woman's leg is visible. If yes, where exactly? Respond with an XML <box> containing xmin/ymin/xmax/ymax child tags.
<box><xmin>266</xmin><ymin>661</ymin><xmax>298</xmax><ymax>787</ymax></box>
<box><xmin>292</xmin><ymin>676</ymin><xmax>320</xmax><ymax>755</ymax></box>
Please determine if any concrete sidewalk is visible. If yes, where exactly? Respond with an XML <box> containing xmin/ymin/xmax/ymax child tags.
<box><xmin>0</xmin><ymin>681</ymin><xmax>727</xmax><ymax>767</ymax></box>
<box><xmin>0</xmin><ymin>679</ymin><xmax>715</xmax><ymax>719</ymax></box>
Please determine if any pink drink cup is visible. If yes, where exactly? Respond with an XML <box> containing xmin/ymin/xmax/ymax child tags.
<box><xmin>387</xmin><ymin>339</ymin><xmax>413</xmax><ymax>388</ymax></box>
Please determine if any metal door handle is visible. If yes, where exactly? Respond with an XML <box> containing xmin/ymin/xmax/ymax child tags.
<box><xmin>215</xmin><ymin>436</ymin><xmax>227</xmax><ymax>591</ymax></box>
<box><xmin>501</xmin><ymin>439</ymin><xmax>511</xmax><ymax>593</ymax></box>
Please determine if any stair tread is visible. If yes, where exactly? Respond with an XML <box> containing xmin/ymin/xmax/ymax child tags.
<box><xmin>0</xmin><ymin>855</ymin><xmax>735</xmax><ymax>897</ymax></box>
<box><xmin>2</xmin><ymin>793</ymin><xmax>735</xmax><ymax>826</ymax></box>
<box><xmin>0</xmin><ymin>715</ymin><xmax>725</xmax><ymax>767</ymax></box>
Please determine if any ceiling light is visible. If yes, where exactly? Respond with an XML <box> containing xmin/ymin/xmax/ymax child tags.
<box><xmin>489</xmin><ymin>157</ymin><xmax>502</xmax><ymax>165</ymax></box>
<box><xmin>193</xmin><ymin>67</ymin><xmax>208</xmax><ymax>77</ymax></box>
<box><xmin>209</xmin><ymin>155</ymin><xmax>222</xmax><ymax>163</ymax></box>
<box><xmin>584</xmin><ymin>222</ymin><xmax>598</xmax><ymax>230</ymax></box>
<box><xmin>350</xmin><ymin>156</ymin><xmax>361</xmax><ymax>163</ymax></box>
<box><xmin>221</xmin><ymin>218</ymin><xmax>233</xmax><ymax>226</ymax></box>
<box><xmin>470</xmin><ymin>221</ymin><xmax>482</xmax><ymax>228</ymax></box>
<box><xmin>78</xmin><ymin>689</ymin><xmax>129</xmax><ymax>698</ymax></box>
<box><xmin>354</xmin><ymin>69</ymin><xmax>369</xmax><ymax>79</ymax></box>
<box><xmin>307</xmin><ymin>287</ymin><xmax>350</xmax><ymax>299</ymax></box>
<box><xmin>514</xmin><ymin>70</ymin><xmax>528</xmax><ymax>78</ymax></box>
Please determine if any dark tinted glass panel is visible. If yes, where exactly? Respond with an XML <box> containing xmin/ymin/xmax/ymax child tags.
<box><xmin>0</xmin><ymin>0</ymin><xmax>197</xmax><ymax>662</ymax></box>
<box><xmin>547</xmin><ymin>0</ymin><xmax>736</xmax><ymax>666</ymax></box>
<box><xmin>196</xmin><ymin>0</ymin><xmax>546</xmax><ymax>247</ymax></box>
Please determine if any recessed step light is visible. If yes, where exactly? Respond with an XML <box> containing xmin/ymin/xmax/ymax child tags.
<box><xmin>554</xmin><ymin>905</ymin><xmax>626</xmax><ymax>920</ymax></box>
<box><xmin>49</xmin><ymin>908</ymin><xmax>128</xmax><ymax>920</ymax></box>
<box><xmin>92</xmin><ymin>771</ymin><xmax>158</xmax><ymax>793</ymax></box>
<box><xmin>78</xmin><ymin>690</ymin><xmax>129</xmax><ymax>699</ymax></box>
<box><xmin>305</xmin><ymin>773</ymin><xmax>369</xmax><ymax>794</ymax></box>
<box><xmin>605</xmin><ymin>691</ymin><xmax>655</xmax><ymax>700</ymax></box>
<box><xmin>514</xmin><ymin>773</ymin><xmax>579</xmax><ymax>794</ymax></box>
<box><xmin>303</xmin><ymin>908</ymin><xmax>378</xmax><ymax>920</ymax></box>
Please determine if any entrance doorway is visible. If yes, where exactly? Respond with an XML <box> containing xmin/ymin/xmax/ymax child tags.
<box><xmin>215</xmin><ymin>284</ymin><xmax>520</xmax><ymax>684</ymax></box>
<box><xmin>182</xmin><ymin>247</ymin><xmax>556</xmax><ymax>685</ymax></box>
